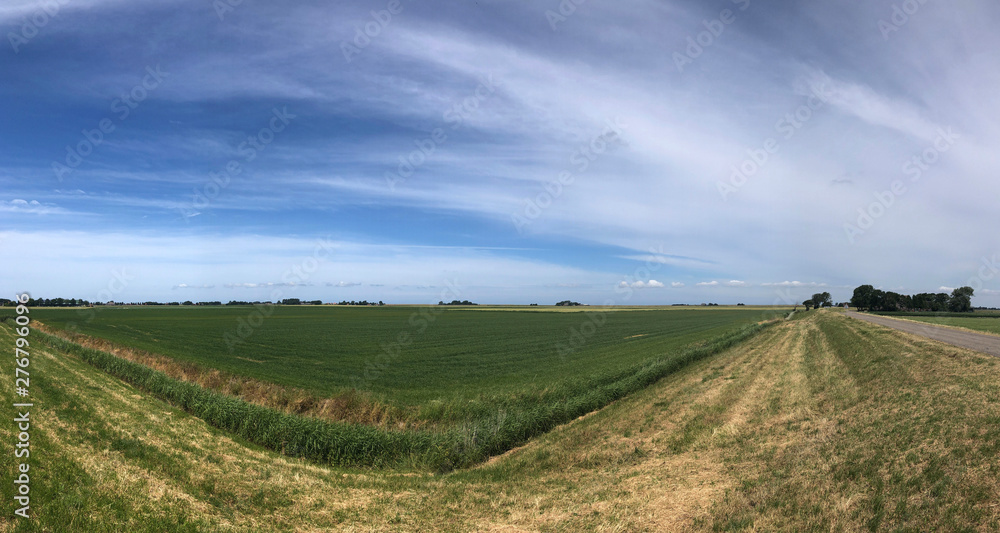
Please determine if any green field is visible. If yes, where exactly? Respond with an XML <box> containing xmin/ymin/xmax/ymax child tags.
<box><xmin>27</xmin><ymin>306</ymin><xmax>784</xmax><ymax>468</ymax></box>
<box><xmin>896</xmin><ymin>315</ymin><xmax>1000</xmax><ymax>335</ymax></box>
<box><xmin>875</xmin><ymin>310</ymin><xmax>1000</xmax><ymax>317</ymax></box>
<box><xmin>32</xmin><ymin>306</ymin><xmax>779</xmax><ymax>411</ymax></box>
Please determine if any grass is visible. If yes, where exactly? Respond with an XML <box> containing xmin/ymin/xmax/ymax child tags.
<box><xmin>893</xmin><ymin>315</ymin><xmax>1000</xmax><ymax>336</ymax></box>
<box><xmin>874</xmin><ymin>310</ymin><xmax>1000</xmax><ymax>318</ymax></box>
<box><xmin>6</xmin><ymin>309</ymin><xmax>1000</xmax><ymax>530</ymax></box>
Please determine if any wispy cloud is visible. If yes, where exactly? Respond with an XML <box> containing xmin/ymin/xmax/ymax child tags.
<box><xmin>0</xmin><ymin>199</ymin><xmax>79</xmax><ymax>215</ymax></box>
<box><xmin>2</xmin><ymin>1</ymin><xmax>999</xmax><ymax>306</ymax></box>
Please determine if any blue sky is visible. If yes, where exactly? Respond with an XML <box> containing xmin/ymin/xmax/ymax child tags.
<box><xmin>2</xmin><ymin>0</ymin><xmax>999</xmax><ymax>305</ymax></box>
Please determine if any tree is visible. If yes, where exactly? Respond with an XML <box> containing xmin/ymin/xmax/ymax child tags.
<box><xmin>882</xmin><ymin>291</ymin><xmax>903</xmax><ymax>312</ymax></box>
<box><xmin>870</xmin><ymin>289</ymin><xmax>886</xmax><ymax>311</ymax></box>
<box><xmin>933</xmin><ymin>293</ymin><xmax>949</xmax><ymax>312</ymax></box>
<box><xmin>851</xmin><ymin>285</ymin><xmax>875</xmax><ymax>311</ymax></box>
<box><xmin>948</xmin><ymin>286</ymin><xmax>975</xmax><ymax>312</ymax></box>
<box><xmin>811</xmin><ymin>292</ymin><xmax>832</xmax><ymax>308</ymax></box>
<box><xmin>803</xmin><ymin>299</ymin><xmax>814</xmax><ymax>311</ymax></box>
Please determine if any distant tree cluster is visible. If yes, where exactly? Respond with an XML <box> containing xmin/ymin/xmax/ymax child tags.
<box><xmin>439</xmin><ymin>300</ymin><xmax>478</xmax><ymax>306</ymax></box>
<box><xmin>803</xmin><ymin>292</ymin><xmax>833</xmax><ymax>310</ymax></box>
<box><xmin>850</xmin><ymin>285</ymin><xmax>975</xmax><ymax>312</ymax></box>
<box><xmin>3</xmin><ymin>297</ymin><xmax>91</xmax><ymax>307</ymax></box>
<box><xmin>278</xmin><ymin>299</ymin><xmax>326</xmax><ymax>305</ymax></box>
<box><xmin>555</xmin><ymin>300</ymin><xmax>581</xmax><ymax>306</ymax></box>
<box><xmin>701</xmin><ymin>303</ymin><xmax>721</xmax><ymax>306</ymax></box>
<box><xmin>338</xmin><ymin>300</ymin><xmax>384</xmax><ymax>306</ymax></box>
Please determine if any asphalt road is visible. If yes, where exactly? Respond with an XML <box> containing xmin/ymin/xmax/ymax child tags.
<box><xmin>845</xmin><ymin>310</ymin><xmax>1000</xmax><ymax>358</ymax></box>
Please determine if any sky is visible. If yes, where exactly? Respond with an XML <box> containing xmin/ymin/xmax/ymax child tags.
<box><xmin>1</xmin><ymin>0</ymin><xmax>999</xmax><ymax>306</ymax></box>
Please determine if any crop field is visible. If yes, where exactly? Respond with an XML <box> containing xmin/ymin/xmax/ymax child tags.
<box><xmin>28</xmin><ymin>306</ymin><xmax>783</xmax><ymax>469</ymax></box>
<box><xmin>32</xmin><ymin>306</ymin><xmax>779</xmax><ymax>415</ymax></box>
<box><xmin>6</xmin><ymin>310</ymin><xmax>1000</xmax><ymax>530</ymax></box>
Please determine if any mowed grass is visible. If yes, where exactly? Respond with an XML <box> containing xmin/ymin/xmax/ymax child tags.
<box><xmin>32</xmin><ymin>306</ymin><xmax>777</xmax><ymax>411</ymax></box>
<box><xmin>7</xmin><ymin>310</ymin><xmax>1000</xmax><ymax>530</ymax></box>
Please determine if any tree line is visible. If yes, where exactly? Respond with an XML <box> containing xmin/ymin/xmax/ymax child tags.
<box><xmin>1</xmin><ymin>298</ymin><xmax>389</xmax><ymax>307</ymax></box>
<box><xmin>850</xmin><ymin>285</ymin><xmax>974</xmax><ymax>312</ymax></box>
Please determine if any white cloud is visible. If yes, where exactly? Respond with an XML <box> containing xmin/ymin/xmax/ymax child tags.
<box><xmin>727</xmin><ymin>280</ymin><xmax>747</xmax><ymax>287</ymax></box>
<box><xmin>806</xmin><ymin>70</ymin><xmax>943</xmax><ymax>143</ymax></box>
<box><xmin>696</xmin><ymin>281</ymin><xmax>720</xmax><ymax>287</ymax></box>
<box><xmin>224</xmin><ymin>282</ymin><xmax>312</xmax><ymax>289</ymax></box>
<box><xmin>617</xmin><ymin>254</ymin><xmax>716</xmax><ymax>269</ymax></box>
<box><xmin>671</xmin><ymin>282</ymin><xmax>685</xmax><ymax>288</ymax></box>
<box><xmin>617</xmin><ymin>280</ymin><xmax>665</xmax><ymax>289</ymax></box>
<box><xmin>761</xmin><ymin>281</ymin><xmax>829</xmax><ymax>288</ymax></box>
<box><xmin>173</xmin><ymin>283</ymin><xmax>215</xmax><ymax>290</ymax></box>
<box><xmin>0</xmin><ymin>199</ymin><xmax>75</xmax><ymax>215</ymax></box>
<box><xmin>329</xmin><ymin>281</ymin><xmax>362</xmax><ymax>287</ymax></box>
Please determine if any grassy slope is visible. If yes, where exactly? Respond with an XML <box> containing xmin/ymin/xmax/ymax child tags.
<box><xmin>31</xmin><ymin>307</ymin><xmax>774</xmax><ymax>408</ymax></box>
<box><xmin>4</xmin><ymin>310</ymin><xmax>1000</xmax><ymax>530</ymax></box>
